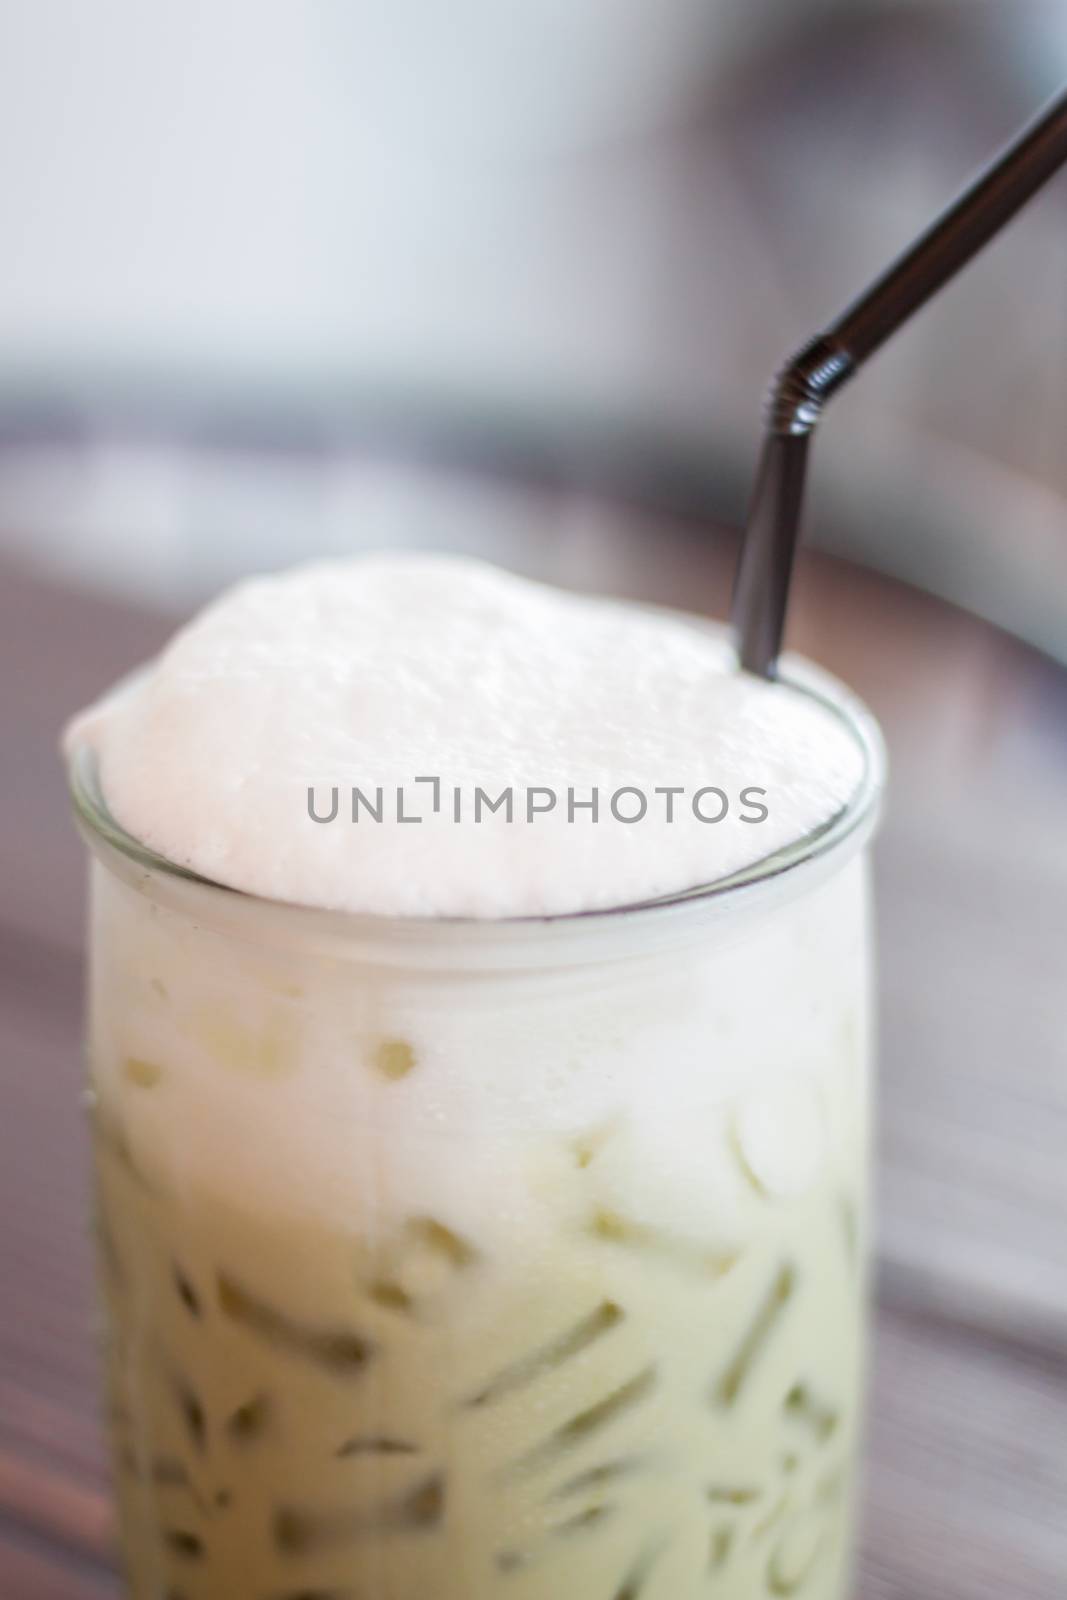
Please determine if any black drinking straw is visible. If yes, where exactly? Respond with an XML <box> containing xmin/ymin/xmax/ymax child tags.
<box><xmin>731</xmin><ymin>87</ymin><xmax>1067</xmax><ymax>679</ymax></box>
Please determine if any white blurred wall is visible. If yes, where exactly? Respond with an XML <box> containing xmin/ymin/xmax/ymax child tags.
<box><xmin>1</xmin><ymin>0</ymin><xmax>1066</xmax><ymax>661</ymax></box>
<box><xmin>0</xmin><ymin>0</ymin><xmax>801</xmax><ymax>410</ymax></box>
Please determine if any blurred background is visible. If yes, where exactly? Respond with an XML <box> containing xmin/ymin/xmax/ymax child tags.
<box><xmin>1</xmin><ymin>4</ymin><xmax>1066</xmax><ymax>1598</ymax></box>
<box><xmin>1</xmin><ymin>0</ymin><xmax>1066</xmax><ymax>654</ymax></box>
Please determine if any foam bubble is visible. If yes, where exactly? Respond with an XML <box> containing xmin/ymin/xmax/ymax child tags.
<box><xmin>67</xmin><ymin>554</ymin><xmax>864</xmax><ymax>917</ymax></box>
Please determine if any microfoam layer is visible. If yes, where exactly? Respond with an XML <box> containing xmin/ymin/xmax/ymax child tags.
<box><xmin>66</xmin><ymin>554</ymin><xmax>865</xmax><ymax>918</ymax></box>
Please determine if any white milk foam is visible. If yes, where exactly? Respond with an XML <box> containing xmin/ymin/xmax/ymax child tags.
<box><xmin>68</xmin><ymin>554</ymin><xmax>864</xmax><ymax>918</ymax></box>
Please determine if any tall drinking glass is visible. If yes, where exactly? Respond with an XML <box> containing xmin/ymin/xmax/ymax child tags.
<box><xmin>68</xmin><ymin>656</ymin><xmax>883</xmax><ymax>1600</ymax></box>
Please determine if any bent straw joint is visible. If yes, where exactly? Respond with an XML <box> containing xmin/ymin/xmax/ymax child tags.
<box><xmin>764</xmin><ymin>336</ymin><xmax>856</xmax><ymax>438</ymax></box>
<box><xmin>732</xmin><ymin>85</ymin><xmax>1067</xmax><ymax>679</ymax></box>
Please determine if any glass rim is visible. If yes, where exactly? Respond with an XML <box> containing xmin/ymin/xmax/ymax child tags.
<box><xmin>67</xmin><ymin>648</ymin><xmax>885</xmax><ymax>960</ymax></box>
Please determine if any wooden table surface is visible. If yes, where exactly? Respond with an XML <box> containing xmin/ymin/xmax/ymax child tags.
<box><xmin>1</xmin><ymin>522</ymin><xmax>1065</xmax><ymax>1599</ymax></box>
